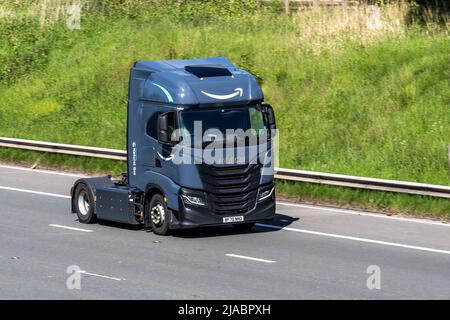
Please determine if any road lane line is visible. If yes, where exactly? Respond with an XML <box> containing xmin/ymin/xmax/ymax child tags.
<box><xmin>49</xmin><ymin>224</ymin><xmax>93</xmax><ymax>233</ymax></box>
<box><xmin>256</xmin><ymin>223</ymin><xmax>450</xmax><ymax>256</ymax></box>
<box><xmin>277</xmin><ymin>201</ymin><xmax>450</xmax><ymax>227</ymax></box>
<box><xmin>0</xmin><ymin>186</ymin><xmax>70</xmax><ymax>199</ymax></box>
<box><xmin>2</xmin><ymin>164</ymin><xmax>448</xmax><ymax>228</ymax></box>
<box><xmin>77</xmin><ymin>270</ymin><xmax>125</xmax><ymax>281</ymax></box>
<box><xmin>225</xmin><ymin>254</ymin><xmax>276</xmax><ymax>264</ymax></box>
<box><xmin>0</xmin><ymin>164</ymin><xmax>86</xmax><ymax>177</ymax></box>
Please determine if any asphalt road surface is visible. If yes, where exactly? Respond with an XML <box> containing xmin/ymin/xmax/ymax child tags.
<box><xmin>0</xmin><ymin>164</ymin><xmax>449</xmax><ymax>299</ymax></box>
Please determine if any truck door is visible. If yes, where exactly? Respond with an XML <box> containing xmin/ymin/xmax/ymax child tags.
<box><xmin>142</xmin><ymin>107</ymin><xmax>178</xmax><ymax>183</ymax></box>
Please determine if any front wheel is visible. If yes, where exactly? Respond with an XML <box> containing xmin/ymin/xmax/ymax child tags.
<box><xmin>74</xmin><ymin>183</ymin><xmax>96</xmax><ymax>224</ymax></box>
<box><xmin>148</xmin><ymin>194</ymin><xmax>171</xmax><ymax>235</ymax></box>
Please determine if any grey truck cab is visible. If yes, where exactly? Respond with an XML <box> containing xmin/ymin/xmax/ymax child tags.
<box><xmin>71</xmin><ymin>57</ymin><xmax>277</xmax><ymax>235</ymax></box>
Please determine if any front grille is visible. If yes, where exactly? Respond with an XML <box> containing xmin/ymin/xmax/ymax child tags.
<box><xmin>208</xmin><ymin>190</ymin><xmax>258</xmax><ymax>215</ymax></box>
<box><xmin>197</xmin><ymin>163</ymin><xmax>261</xmax><ymax>215</ymax></box>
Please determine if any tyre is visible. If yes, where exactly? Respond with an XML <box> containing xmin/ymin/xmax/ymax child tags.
<box><xmin>73</xmin><ymin>183</ymin><xmax>96</xmax><ymax>224</ymax></box>
<box><xmin>148</xmin><ymin>194</ymin><xmax>171</xmax><ymax>235</ymax></box>
<box><xmin>232</xmin><ymin>222</ymin><xmax>255</xmax><ymax>231</ymax></box>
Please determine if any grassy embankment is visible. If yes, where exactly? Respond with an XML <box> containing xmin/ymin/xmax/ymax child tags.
<box><xmin>0</xmin><ymin>1</ymin><xmax>449</xmax><ymax>217</ymax></box>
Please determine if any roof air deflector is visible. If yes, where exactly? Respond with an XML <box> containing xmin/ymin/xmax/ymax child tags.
<box><xmin>185</xmin><ymin>65</ymin><xmax>232</xmax><ymax>78</ymax></box>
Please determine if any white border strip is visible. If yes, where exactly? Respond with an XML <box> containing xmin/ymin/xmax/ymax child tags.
<box><xmin>1</xmin><ymin>164</ymin><xmax>448</xmax><ymax>227</ymax></box>
<box><xmin>277</xmin><ymin>201</ymin><xmax>450</xmax><ymax>227</ymax></box>
<box><xmin>256</xmin><ymin>223</ymin><xmax>450</xmax><ymax>256</ymax></box>
<box><xmin>225</xmin><ymin>253</ymin><xmax>276</xmax><ymax>263</ymax></box>
<box><xmin>0</xmin><ymin>186</ymin><xmax>71</xmax><ymax>199</ymax></box>
<box><xmin>48</xmin><ymin>224</ymin><xmax>93</xmax><ymax>233</ymax></box>
<box><xmin>0</xmin><ymin>164</ymin><xmax>85</xmax><ymax>178</ymax></box>
<box><xmin>77</xmin><ymin>270</ymin><xmax>125</xmax><ymax>281</ymax></box>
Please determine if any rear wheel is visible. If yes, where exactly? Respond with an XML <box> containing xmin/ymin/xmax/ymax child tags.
<box><xmin>148</xmin><ymin>194</ymin><xmax>171</xmax><ymax>235</ymax></box>
<box><xmin>233</xmin><ymin>222</ymin><xmax>255</xmax><ymax>231</ymax></box>
<box><xmin>74</xmin><ymin>183</ymin><xmax>96</xmax><ymax>224</ymax></box>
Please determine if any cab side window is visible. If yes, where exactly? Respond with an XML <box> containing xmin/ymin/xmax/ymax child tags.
<box><xmin>166</xmin><ymin>112</ymin><xmax>176</xmax><ymax>140</ymax></box>
<box><xmin>146</xmin><ymin>113</ymin><xmax>159</xmax><ymax>139</ymax></box>
<box><xmin>147</xmin><ymin>112</ymin><xmax>177</xmax><ymax>141</ymax></box>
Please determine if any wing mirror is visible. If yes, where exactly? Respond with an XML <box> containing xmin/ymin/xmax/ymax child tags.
<box><xmin>262</xmin><ymin>104</ymin><xmax>276</xmax><ymax>130</ymax></box>
<box><xmin>157</xmin><ymin>111</ymin><xmax>179</xmax><ymax>145</ymax></box>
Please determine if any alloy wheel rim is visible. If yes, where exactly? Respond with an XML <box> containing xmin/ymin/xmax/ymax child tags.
<box><xmin>151</xmin><ymin>203</ymin><xmax>165</xmax><ymax>227</ymax></box>
<box><xmin>77</xmin><ymin>190</ymin><xmax>90</xmax><ymax>216</ymax></box>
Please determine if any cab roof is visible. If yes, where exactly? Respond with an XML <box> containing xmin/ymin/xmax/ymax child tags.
<box><xmin>129</xmin><ymin>56</ymin><xmax>263</xmax><ymax>106</ymax></box>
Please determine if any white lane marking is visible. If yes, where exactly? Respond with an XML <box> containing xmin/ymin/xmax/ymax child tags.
<box><xmin>256</xmin><ymin>223</ymin><xmax>450</xmax><ymax>256</ymax></box>
<box><xmin>0</xmin><ymin>186</ymin><xmax>70</xmax><ymax>199</ymax></box>
<box><xmin>1</xmin><ymin>164</ymin><xmax>448</xmax><ymax>228</ymax></box>
<box><xmin>77</xmin><ymin>270</ymin><xmax>125</xmax><ymax>281</ymax></box>
<box><xmin>225</xmin><ymin>254</ymin><xmax>276</xmax><ymax>264</ymax></box>
<box><xmin>277</xmin><ymin>201</ymin><xmax>450</xmax><ymax>227</ymax></box>
<box><xmin>0</xmin><ymin>164</ymin><xmax>86</xmax><ymax>177</ymax></box>
<box><xmin>49</xmin><ymin>224</ymin><xmax>93</xmax><ymax>233</ymax></box>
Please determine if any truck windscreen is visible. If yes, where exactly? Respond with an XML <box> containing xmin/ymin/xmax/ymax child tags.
<box><xmin>179</xmin><ymin>106</ymin><xmax>267</xmax><ymax>145</ymax></box>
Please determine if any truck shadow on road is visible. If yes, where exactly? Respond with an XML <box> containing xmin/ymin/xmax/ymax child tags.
<box><xmin>92</xmin><ymin>213</ymin><xmax>298</xmax><ymax>238</ymax></box>
<box><xmin>172</xmin><ymin>213</ymin><xmax>298</xmax><ymax>238</ymax></box>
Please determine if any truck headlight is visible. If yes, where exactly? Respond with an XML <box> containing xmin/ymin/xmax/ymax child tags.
<box><xmin>181</xmin><ymin>195</ymin><xmax>207</xmax><ymax>206</ymax></box>
<box><xmin>258</xmin><ymin>187</ymin><xmax>274</xmax><ymax>202</ymax></box>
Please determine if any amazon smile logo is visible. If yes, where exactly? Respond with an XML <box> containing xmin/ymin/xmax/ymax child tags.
<box><xmin>201</xmin><ymin>88</ymin><xmax>243</xmax><ymax>100</ymax></box>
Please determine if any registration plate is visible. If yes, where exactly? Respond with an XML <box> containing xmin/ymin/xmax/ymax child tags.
<box><xmin>223</xmin><ymin>216</ymin><xmax>244</xmax><ymax>223</ymax></box>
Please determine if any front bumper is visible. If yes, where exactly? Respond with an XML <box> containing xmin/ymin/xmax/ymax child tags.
<box><xmin>169</xmin><ymin>187</ymin><xmax>276</xmax><ymax>229</ymax></box>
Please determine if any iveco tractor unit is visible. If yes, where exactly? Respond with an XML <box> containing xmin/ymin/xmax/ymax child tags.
<box><xmin>71</xmin><ymin>57</ymin><xmax>277</xmax><ymax>235</ymax></box>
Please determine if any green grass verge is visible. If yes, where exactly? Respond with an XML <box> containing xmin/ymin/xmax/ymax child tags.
<box><xmin>0</xmin><ymin>1</ymin><xmax>448</xmax><ymax>216</ymax></box>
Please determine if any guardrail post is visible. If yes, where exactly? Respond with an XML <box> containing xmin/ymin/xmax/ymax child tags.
<box><xmin>284</xmin><ymin>0</ymin><xmax>289</xmax><ymax>14</ymax></box>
